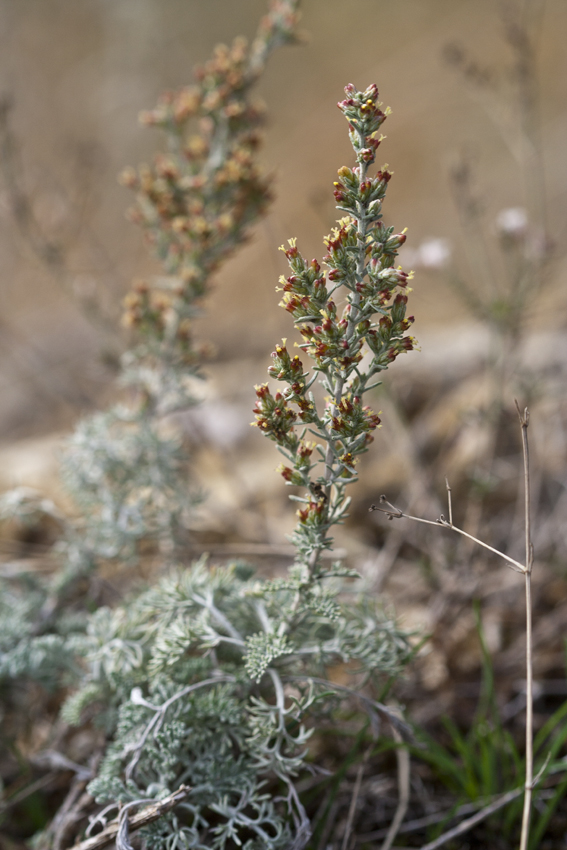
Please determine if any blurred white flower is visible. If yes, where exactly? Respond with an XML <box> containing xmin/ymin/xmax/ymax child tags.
<box><xmin>400</xmin><ymin>238</ymin><xmax>451</xmax><ymax>270</ymax></box>
<box><xmin>496</xmin><ymin>207</ymin><xmax>528</xmax><ymax>236</ymax></box>
<box><xmin>418</xmin><ymin>237</ymin><xmax>452</xmax><ymax>269</ymax></box>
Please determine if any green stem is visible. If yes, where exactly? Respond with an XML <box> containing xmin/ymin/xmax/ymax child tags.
<box><xmin>319</xmin><ymin>138</ymin><xmax>370</xmax><ymax>567</ymax></box>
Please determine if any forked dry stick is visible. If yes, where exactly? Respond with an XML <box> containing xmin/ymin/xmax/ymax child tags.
<box><xmin>370</xmin><ymin>403</ymin><xmax>534</xmax><ymax>850</ymax></box>
<box><xmin>370</xmin><ymin>496</ymin><xmax>526</xmax><ymax>574</ymax></box>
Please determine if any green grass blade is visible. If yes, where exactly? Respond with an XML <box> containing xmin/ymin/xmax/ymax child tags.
<box><xmin>529</xmin><ymin>773</ymin><xmax>567</xmax><ymax>850</ymax></box>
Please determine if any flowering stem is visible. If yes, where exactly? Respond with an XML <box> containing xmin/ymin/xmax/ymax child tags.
<box><xmin>254</xmin><ymin>84</ymin><xmax>416</xmax><ymax>585</ymax></box>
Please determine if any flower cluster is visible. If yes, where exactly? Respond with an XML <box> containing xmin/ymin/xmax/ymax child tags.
<box><xmin>254</xmin><ymin>82</ymin><xmax>416</xmax><ymax>569</ymax></box>
<box><xmin>119</xmin><ymin>1</ymin><xmax>301</xmax><ymax>408</ymax></box>
<box><xmin>0</xmin><ymin>69</ymin><xmax>418</xmax><ymax>850</ymax></box>
<box><xmin>253</xmin><ymin>383</ymin><xmax>299</xmax><ymax>452</ymax></box>
<box><xmin>0</xmin><ymin>0</ymin><xmax>303</xmax><ymax>689</ymax></box>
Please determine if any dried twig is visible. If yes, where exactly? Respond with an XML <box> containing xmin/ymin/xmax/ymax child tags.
<box><xmin>370</xmin><ymin>496</ymin><xmax>526</xmax><ymax>573</ymax></box>
<box><xmin>356</xmin><ymin>797</ymin><xmax>503</xmax><ymax>842</ymax></box>
<box><xmin>358</xmin><ymin>760</ymin><xmax>567</xmax><ymax>844</ymax></box>
<box><xmin>373</xmin><ymin>404</ymin><xmax>539</xmax><ymax>849</ymax></box>
<box><xmin>416</xmin><ymin>786</ymin><xmax>524</xmax><ymax>850</ymax></box>
<box><xmin>516</xmin><ymin>401</ymin><xmax>534</xmax><ymax>850</ymax></box>
<box><xmin>49</xmin><ymin>782</ymin><xmax>92</xmax><ymax>850</ymax></box>
<box><xmin>36</xmin><ymin>751</ymin><xmax>100</xmax><ymax>850</ymax></box>
<box><xmin>67</xmin><ymin>785</ymin><xmax>190</xmax><ymax>850</ymax></box>
<box><xmin>380</xmin><ymin>726</ymin><xmax>410</xmax><ymax>850</ymax></box>
<box><xmin>341</xmin><ymin>753</ymin><xmax>367</xmax><ymax>850</ymax></box>
<box><xmin>411</xmin><ymin>755</ymin><xmax>557</xmax><ymax>850</ymax></box>
<box><xmin>0</xmin><ymin>772</ymin><xmax>58</xmax><ymax>814</ymax></box>
<box><xmin>444</xmin><ymin>477</ymin><xmax>453</xmax><ymax>527</ymax></box>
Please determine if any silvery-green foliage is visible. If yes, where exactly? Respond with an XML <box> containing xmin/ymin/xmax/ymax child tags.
<box><xmin>254</xmin><ymin>83</ymin><xmax>415</xmax><ymax>581</ymax></box>
<box><xmin>59</xmin><ymin>681</ymin><xmax>103</xmax><ymax>726</ymax></box>
<box><xmin>0</xmin><ymin>1</ymin><xmax>302</xmax><ymax>695</ymax></box>
<box><xmin>0</xmin><ymin>576</ymin><xmax>64</xmax><ymax>685</ymax></box>
<box><xmin>60</xmin><ymin>407</ymin><xmax>195</xmax><ymax>560</ymax></box>
<box><xmin>0</xmin><ymin>486</ymin><xmax>64</xmax><ymax>528</ymax></box>
<box><xmin>0</xmin><ymin>634</ymin><xmax>69</xmax><ymax>685</ymax></box>
<box><xmin>0</xmin><ymin>18</ymin><xmax>417</xmax><ymax>850</ymax></box>
<box><xmin>0</xmin><ymin>578</ymin><xmax>43</xmax><ymax>652</ymax></box>
<box><xmin>66</xmin><ymin>558</ymin><xmax>410</xmax><ymax>850</ymax></box>
<box><xmin>244</xmin><ymin>633</ymin><xmax>294</xmax><ymax>681</ymax></box>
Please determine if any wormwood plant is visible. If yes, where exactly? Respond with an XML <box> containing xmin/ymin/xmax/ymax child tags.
<box><xmin>59</xmin><ymin>0</ymin><xmax>303</xmax><ymax>586</ymax></box>
<box><xmin>0</xmin><ymin>4</ymin><xmax>309</xmax><ymax>844</ymax></box>
<box><xmin>0</xmin><ymin>0</ymin><xmax>301</xmax><ymax>681</ymax></box>
<box><xmin>51</xmin><ymin>83</ymin><xmax>415</xmax><ymax>850</ymax></box>
<box><xmin>252</xmin><ymin>81</ymin><xmax>416</xmax><ymax>590</ymax></box>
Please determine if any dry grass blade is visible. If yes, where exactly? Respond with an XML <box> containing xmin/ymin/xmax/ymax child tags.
<box><xmin>0</xmin><ymin>772</ymin><xmax>58</xmax><ymax>814</ymax></box>
<box><xmin>380</xmin><ymin>727</ymin><xmax>410</xmax><ymax>850</ymax></box>
<box><xmin>341</xmin><ymin>758</ymin><xmax>366</xmax><ymax>850</ymax></box>
<box><xmin>416</xmin><ymin>787</ymin><xmax>524</xmax><ymax>850</ymax></box>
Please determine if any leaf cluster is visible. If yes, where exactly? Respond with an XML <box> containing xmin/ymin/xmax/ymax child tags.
<box><xmin>64</xmin><ymin>558</ymin><xmax>410</xmax><ymax>850</ymax></box>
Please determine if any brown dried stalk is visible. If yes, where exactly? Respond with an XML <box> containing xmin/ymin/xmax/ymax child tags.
<box><xmin>371</xmin><ymin>403</ymin><xmax>536</xmax><ymax>849</ymax></box>
<box><xmin>379</xmin><ymin>724</ymin><xmax>410</xmax><ymax>850</ymax></box>
<box><xmin>67</xmin><ymin>785</ymin><xmax>190</xmax><ymax>850</ymax></box>
<box><xmin>341</xmin><ymin>752</ymin><xmax>368</xmax><ymax>850</ymax></box>
<box><xmin>416</xmin><ymin>786</ymin><xmax>524</xmax><ymax>850</ymax></box>
<box><xmin>516</xmin><ymin>400</ymin><xmax>534</xmax><ymax>850</ymax></box>
<box><xmin>370</xmin><ymin>494</ymin><xmax>526</xmax><ymax>573</ymax></box>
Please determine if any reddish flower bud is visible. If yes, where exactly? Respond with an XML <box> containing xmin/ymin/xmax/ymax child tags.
<box><xmin>365</xmin><ymin>83</ymin><xmax>379</xmax><ymax>100</ymax></box>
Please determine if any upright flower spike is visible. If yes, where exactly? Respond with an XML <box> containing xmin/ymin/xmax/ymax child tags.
<box><xmin>254</xmin><ymin>83</ymin><xmax>416</xmax><ymax>573</ymax></box>
<box><xmin>120</xmin><ymin>0</ymin><xmax>301</xmax><ymax>412</ymax></box>
<box><xmin>50</xmin><ymin>1</ymin><xmax>303</xmax><ymax>593</ymax></box>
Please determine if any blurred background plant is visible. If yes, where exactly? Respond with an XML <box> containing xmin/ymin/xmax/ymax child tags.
<box><xmin>0</xmin><ymin>0</ymin><xmax>566</xmax><ymax>847</ymax></box>
<box><xmin>0</xmin><ymin>3</ymin><xmax>310</xmax><ymax>846</ymax></box>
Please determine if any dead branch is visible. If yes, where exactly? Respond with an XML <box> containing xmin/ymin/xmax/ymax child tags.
<box><xmin>67</xmin><ymin>785</ymin><xmax>190</xmax><ymax>850</ymax></box>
